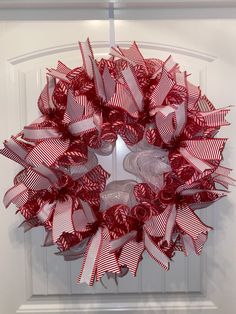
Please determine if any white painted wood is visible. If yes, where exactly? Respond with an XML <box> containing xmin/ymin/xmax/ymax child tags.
<box><xmin>16</xmin><ymin>294</ymin><xmax>218</xmax><ymax>314</ymax></box>
<box><xmin>0</xmin><ymin>10</ymin><xmax>236</xmax><ymax>314</ymax></box>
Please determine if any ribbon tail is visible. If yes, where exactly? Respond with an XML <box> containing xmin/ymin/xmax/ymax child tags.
<box><xmin>79</xmin><ymin>38</ymin><xmax>94</xmax><ymax>79</ymax></box>
<box><xmin>23</xmin><ymin>125</ymin><xmax>60</xmax><ymax>142</ymax></box>
<box><xmin>155</xmin><ymin>109</ymin><xmax>175</xmax><ymax>144</ymax></box>
<box><xmin>179</xmin><ymin>147</ymin><xmax>213</xmax><ymax>173</ymax></box>
<box><xmin>0</xmin><ymin>137</ymin><xmax>29</xmax><ymax>167</ymax></box>
<box><xmin>164</xmin><ymin>205</ymin><xmax>177</xmax><ymax>245</ymax></box>
<box><xmin>38</xmin><ymin>75</ymin><xmax>56</xmax><ymax>113</ymax></box>
<box><xmin>145</xmin><ymin>205</ymin><xmax>174</xmax><ymax>238</ymax></box>
<box><xmin>47</xmin><ymin>61</ymin><xmax>71</xmax><ymax>83</ymax></box>
<box><xmin>121</xmin><ymin>65</ymin><xmax>144</xmax><ymax>112</ymax></box>
<box><xmin>213</xmin><ymin>175</ymin><xmax>236</xmax><ymax>188</ymax></box>
<box><xmin>78</xmin><ymin>228</ymin><xmax>103</xmax><ymax>285</ymax></box>
<box><xmin>90</xmin><ymin>57</ymin><xmax>106</xmax><ymax>101</ymax></box>
<box><xmin>115</xmin><ymin>42</ymin><xmax>148</xmax><ymax>72</ymax></box>
<box><xmin>144</xmin><ymin>231</ymin><xmax>170</xmax><ymax>270</ymax></box>
<box><xmin>102</xmin><ymin>65</ymin><xmax>116</xmax><ymax>101</ymax></box>
<box><xmin>194</xmin><ymin>106</ymin><xmax>231</xmax><ymax>127</ymax></box>
<box><xmin>174</xmin><ymin>102</ymin><xmax>187</xmax><ymax>136</ymax></box>
<box><xmin>119</xmin><ymin>240</ymin><xmax>144</xmax><ymax>276</ymax></box>
<box><xmin>150</xmin><ymin>67</ymin><xmax>175</xmax><ymax>111</ymax></box>
<box><xmin>186</xmin><ymin>137</ymin><xmax>226</xmax><ymax>160</ymax></box>
<box><xmin>181</xmin><ymin>233</ymin><xmax>208</xmax><ymax>256</ymax></box>
<box><xmin>65</xmin><ymin>90</ymin><xmax>84</xmax><ymax>121</ymax></box>
<box><xmin>176</xmin><ymin>204</ymin><xmax>212</xmax><ymax>241</ymax></box>
<box><xmin>186</xmin><ymin>81</ymin><xmax>201</xmax><ymax>110</ymax></box>
<box><xmin>109</xmin><ymin>46</ymin><xmax>136</xmax><ymax>66</ymax></box>
<box><xmin>52</xmin><ymin>197</ymin><xmax>75</xmax><ymax>243</ymax></box>
<box><xmin>96</xmin><ymin>228</ymin><xmax>120</xmax><ymax>282</ymax></box>
<box><xmin>110</xmin><ymin>230</ymin><xmax>137</xmax><ymax>253</ymax></box>
<box><xmin>196</xmin><ymin>95</ymin><xmax>216</xmax><ymax>112</ymax></box>
<box><xmin>164</xmin><ymin>55</ymin><xmax>178</xmax><ymax>73</ymax></box>
<box><xmin>37</xmin><ymin>202</ymin><xmax>55</xmax><ymax>223</ymax></box>
<box><xmin>21</xmin><ymin>165</ymin><xmax>59</xmax><ymax>190</ymax></box>
<box><xmin>3</xmin><ymin>182</ymin><xmax>28</xmax><ymax>208</ymax></box>
<box><xmin>213</xmin><ymin>165</ymin><xmax>236</xmax><ymax>188</ymax></box>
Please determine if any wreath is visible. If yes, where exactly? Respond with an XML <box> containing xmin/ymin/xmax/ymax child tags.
<box><xmin>1</xmin><ymin>39</ymin><xmax>234</xmax><ymax>286</ymax></box>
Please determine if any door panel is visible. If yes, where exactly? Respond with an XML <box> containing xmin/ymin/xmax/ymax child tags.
<box><xmin>0</xmin><ymin>15</ymin><xmax>235</xmax><ymax>314</ymax></box>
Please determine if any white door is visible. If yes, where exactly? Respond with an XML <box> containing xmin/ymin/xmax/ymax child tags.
<box><xmin>0</xmin><ymin>4</ymin><xmax>236</xmax><ymax>314</ymax></box>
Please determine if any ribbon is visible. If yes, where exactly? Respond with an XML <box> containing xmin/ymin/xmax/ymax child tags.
<box><xmin>52</xmin><ymin>197</ymin><xmax>74</xmax><ymax>243</ymax></box>
<box><xmin>4</xmin><ymin>163</ymin><xmax>110</xmax><ymax>246</ymax></box>
<box><xmin>0</xmin><ymin>136</ymin><xmax>32</xmax><ymax>167</ymax></box>
<box><xmin>110</xmin><ymin>208</ymin><xmax>172</xmax><ymax>275</ymax></box>
<box><xmin>3</xmin><ymin>165</ymin><xmax>59</xmax><ymax>208</ymax></box>
<box><xmin>78</xmin><ymin>203</ymin><xmax>120</xmax><ymax>285</ymax></box>
<box><xmin>23</xmin><ymin>89</ymin><xmax>97</xmax><ymax>142</ymax></box>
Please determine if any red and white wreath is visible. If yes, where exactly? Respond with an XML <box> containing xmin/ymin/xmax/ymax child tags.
<box><xmin>1</xmin><ymin>39</ymin><xmax>234</xmax><ymax>286</ymax></box>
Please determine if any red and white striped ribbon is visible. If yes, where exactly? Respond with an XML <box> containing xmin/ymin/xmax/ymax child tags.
<box><xmin>38</xmin><ymin>75</ymin><xmax>56</xmax><ymax>113</ymax></box>
<box><xmin>110</xmin><ymin>230</ymin><xmax>137</xmax><ymax>253</ymax></box>
<box><xmin>193</xmin><ymin>106</ymin><xmax>231</xmax><ymax>127</ymax></box>
<box><xmin>47</xmin><ymin>61</ymin><xmax>71</xmax><ymax>83</ymax></box>
<box><xmin>37</xmin><ymin>202</ymin><xmax>55</xmax><ymax>223</ymax></box>
<box><xmin>68</xmin><ymin>116</ymin><xmax>96</xmax><ymax>136</ymax></box>
<box><xmin>23</xmin><ymin>126</ymin><xmax>60</xmax><ymax>142</ymax></box>
<box><xmin>176</xmin><ymin>203</ymin><xmax>212</xmax><ymax>240</ymax></box>
<box><xmin>3</xmin><ymin>182</ymin><xmax>28</xmax><ymax>208</ymax></box>
<box><xmin>121</xmin><ymin>65</ymin><xmax>144</xmax><ymax>111</ymax></box>
<box><xmin>110</xmin><ymin>41</ymin><xmax>148</xmax><ymax>71</ymax></box>
<box><xmin>79</xmin><ymin>38</ymin><xmax>94</xmax><ymax>79</ymax></box>
<box><xmin>90</xmin><ymin>57</ymin><xmax>106</xmax><ymax>101</ymax></box>
<box><xmin>25</xmin><ymin>139</ymin><xmax>70</xmax><ymax>167</ymax></box>
<box><xmin>150</xmin><ymin>67</ymin><xmax>175</xmax><ymax>112</ymax></box>
<box><xmin>106</xmin><ymin>83</ymin><xmax>140</xmax><ymax>118</ymax></box>
<box><xmin>0</xmin><ymin>137</ymin><xmax>29</xmax><ymax>167</ymax></box>
<box><xmin>78</xmin><ymin>227</ymin><xmax>120</xmax><ymax>285</ymax></box>
<box><xmin>182</xmin><ymin>138</ymin><xmax>227</xmax><ymax>161</ymax></box>
<box><xmin>144</xmin><ymin>231</ymin><xmax>170</xmax><ymax>270</ymax></box>
<box><xmin>78</xmin><ymin>227</ymin><xmax>103</xmax><ymax>285</ymax></box>
<box><xmin>52</xmin><ymin>197</ymin><xmax>75</xmax><ymax>243</ymax></box>
<box><xmin>102</xmin><ymin>65</ymin><xmax>116</xmax><ymax>101</ymax></box>
<box><xmin>21</xmin><ymin>165</ymin><xmax>59</xmax><ymax>190</ymax></box>
<box><xmin>118</xmin><ymin>240</ymin><xmax>144</xmax><ymax>276</ymax></box>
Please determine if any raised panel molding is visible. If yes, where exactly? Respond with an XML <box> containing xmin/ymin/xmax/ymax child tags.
<box><xmin>8</xmin><ymin>41</ymin><xmax>216</xmax><ymax>66</ymax></box>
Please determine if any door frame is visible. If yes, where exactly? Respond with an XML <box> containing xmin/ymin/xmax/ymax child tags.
<box><xmin>0</xmin><ymin>2</ymin><xmax>235</xmax><ymax>313</ymax></box>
